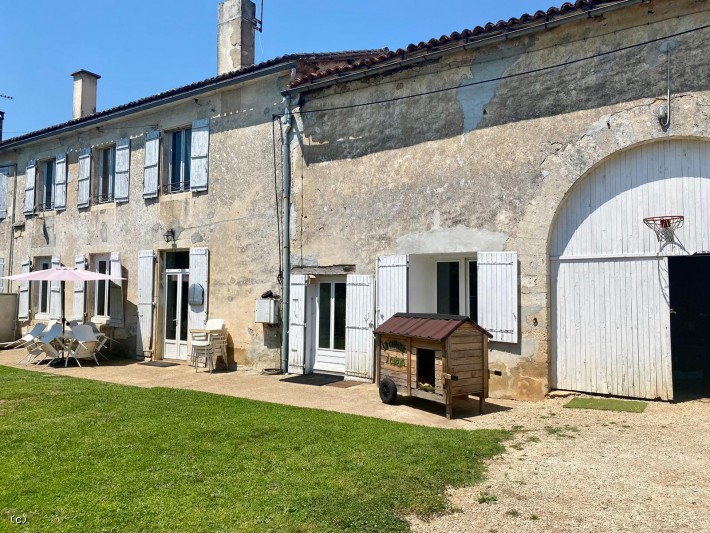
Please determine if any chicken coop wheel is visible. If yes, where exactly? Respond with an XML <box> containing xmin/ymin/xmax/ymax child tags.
<box><xmin>379</xmin><ymin>378</ymin><xmax>398</xmax><ymax>404</ymax></box>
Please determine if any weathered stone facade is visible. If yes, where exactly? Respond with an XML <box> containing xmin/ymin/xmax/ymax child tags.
<box><xmin>288</xmin><ymin>0</ymin><xmax>710</xmax><ymax>400</ymax></box>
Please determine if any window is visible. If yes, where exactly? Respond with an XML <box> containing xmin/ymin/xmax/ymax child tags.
<box><xmin>93</xmin><ymin>255</ymin><xmax>111</xmax><ymax>318</ymax></box>
<box><xmin>95</xmin><ymin>146</ymin><xmax>116</xmax><ymax>203</ymax></box>
<box><xmin>35</xmin><ymin>258</ymin><xmax>51</xmax><ymax>316</ymax></box>
<box><xmin>434</xmin><ymin>258</ymin><xmax>477</xmax><ymax>320</ymax></box>
<box><xmin>166</xmin><ymin>127</ymin><xmax>191</xmax><ymax>193</ymax></box>
<box><xmin>37</xmin><ymin>159</ymin><xmax>55</xmax><ymax>211</ymax></box>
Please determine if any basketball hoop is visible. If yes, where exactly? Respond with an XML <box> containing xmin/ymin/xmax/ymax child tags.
<box><xmin>643</xmin><ymin>215</ymin><xmax>684</xmax><ymax>243</ymax></box>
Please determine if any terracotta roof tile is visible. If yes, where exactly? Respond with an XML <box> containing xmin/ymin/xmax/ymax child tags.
<box><xmin>0</xmin><ymin>50</ymin><xmax>386</xmax><ymax>148</ymax></box>
<box><xmin>288</xmin><ymin>0</ymin><xmax>626</xmax><ymax>88</ymax></box>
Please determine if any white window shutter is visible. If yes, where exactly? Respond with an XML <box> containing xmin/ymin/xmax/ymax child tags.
<box><xmin>108</xmin><ymin>252</ymin><xmax>124</xmax><ymax>327</ymax></box>
<box><xmin>77</xmin><ymin>148</ymin><xmax>91</xmax><ymax>208</ymax></box>
<box><xmin>288</xmin><ymin>274</ymin><xmax>307</xmax><ymax>374</ymax></box>
<box><xmin>143</xmin><ymin>131</ymin><xmax>160</xmax><ymax>199</ymax></box>
<box><xmin>73</xmin><ymin>254</ymin><xmax>86</xmax><ymax>321</ymax></box>
<box><xmin>188</xmin><ymin>248</ymin><xmax>209</xmax><ymax>330</ymax></box>
<box><xmin>18</xmin><ymin>258</ymin><xmax>31</xmax><ymax>320</ymax></box>
<box><xmin>114</xmin><ymin>138</ymin><xmax>130</xmax><ymax>203</ymax></box>
<box><xmin>375</xmin><ymin>255</ymin><xmax>408</xmax><ymax>326</ymax></box>
<box><xmin>136</xmin><ymin>250</ymin><xmax>155</xmax><ymax>357</ymax></box>
<box><xmin>23</xmin><ymin>161</ymin><xmax>36</xmax><ymax>216</ymax></box>
<box><xmin>49</xmin><ymin>255</ymin><xmax>62</xmax><ymax>320</ymax></box>
<box><xmin>190</xmin><ymin>118</ymin><xmax>209</xmax><ymax>192</ymax></box>
<box><xmin>345</xmin><ymin>274</ymin><xmax>376</xmax><ymax>380</ymax></box>
<box><xmin>0</xmin><ymin>166</ymin><xmax>8</xmax><ymax>220</ymax></box>
<box><xmin>477</xmin><ymin>251</ymin><xmax>518</xmax><ymax>343</ymax></box>
<box><xmin>0</xmin><ymin>257</ymin><xmax>5</xmax><ymax>293</ymax></box>
<box><xmin>54</xmin><ymin>153</ymin><xmax>67</xmax><ymax>211</ymax></box>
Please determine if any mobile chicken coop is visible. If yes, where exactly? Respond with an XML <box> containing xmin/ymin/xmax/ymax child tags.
<box><xmin>374</xmin><ymin>313</ymin><xmax>492</xmax><ymax>419</ymax></box>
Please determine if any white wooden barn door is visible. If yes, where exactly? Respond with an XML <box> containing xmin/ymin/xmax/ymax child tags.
<box><xmin>550</xmin><ymin>139</ymin><xmax>710</xmax><ymax>400</ymax></box>
<box><xmin>552</xmin><ymin>258</ymin><xmax>672</xmax><ymax>400</ymax></box>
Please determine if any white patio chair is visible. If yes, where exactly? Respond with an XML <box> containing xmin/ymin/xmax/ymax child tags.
<box><xmin>25</xmin><ymin>324</ymin><xmax>63</xmax><ymax>366</ymax></box>
<box><xmin>85</xmin><ymin>321</ymin><xmax>110</xmax><ymax>359</ymax></box>
<box><xmin>65</xmin><ymin>339</ymin><xmax>100</xmax><ymax>368</ymax></box>
<box><xmin>8</xmin><ymin>324</ymin><xmax>46</xmax><ymax>360</ymax></box>
<box><xmin>205</xmin><ymin>319</ymin><xmax>228</xmax><ymax>369</ymax></box>
<box><xmin>190</xmin><ymin>330</ymin><xmax>217</xmax><ymax>373</ymax></box>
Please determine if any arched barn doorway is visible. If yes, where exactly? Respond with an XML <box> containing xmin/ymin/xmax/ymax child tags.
<box><xmin>550</xmin><ymin>139</ymin><xmax>710</xmax><ymax>400</ymax></box>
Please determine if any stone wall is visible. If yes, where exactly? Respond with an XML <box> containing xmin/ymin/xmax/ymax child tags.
<box><xmin>291</xmin><ymin>0</ymin><xmax>710</xmax><ymax>400</ymax></box>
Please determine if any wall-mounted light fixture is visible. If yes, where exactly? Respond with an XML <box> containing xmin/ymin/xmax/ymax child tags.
<box><xmin>163</xmin><ymin>228</ymin><xmax>176</xmax><ymax>243</ymax></box>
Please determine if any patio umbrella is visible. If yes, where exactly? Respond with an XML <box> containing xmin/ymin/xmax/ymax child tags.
<box><xmin>2</xmin><ymin>267</ymin><xmax>125</xmax><ymax>332</ymax></box>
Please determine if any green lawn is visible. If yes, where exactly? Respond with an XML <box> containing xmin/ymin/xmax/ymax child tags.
<box><xmin>0</xmin><ymin>367</ymin><xmax>508</xmax><ymax>532</ymax></box>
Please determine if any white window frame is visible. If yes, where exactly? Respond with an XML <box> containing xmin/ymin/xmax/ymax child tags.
<box><xmin>95</xmin><ymin>145</ymin><xmax>116</xmax><ymax>203</ymax></box>
<box><xmin>37</xmin><ymin>158</ymin><xmax>55</xmax><ymax>212</ymax></box>
<box><xmin>166</xmin><ymin>126</ymin><xmax>192</xmax><ymax>193</ymax></box>
<box><xmin>35</xmin><ymin>257</ymin><xmax>52</xmax><ymax>318</ymax></box>
<box><xmin>92</xmin><ymin>254</ymin><xmax>112</xmax><ymax>323</ymax></box>
<box><xmin>433</xmin><ymin>256</ymin><xmax>478</xmax><ymax>318</ymax></box>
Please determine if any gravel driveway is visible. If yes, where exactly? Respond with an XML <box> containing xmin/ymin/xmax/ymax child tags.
<box><xmin>409</xmin><ymin>396</ymin><xmax>710</xmax><ymax>533</ymax></box>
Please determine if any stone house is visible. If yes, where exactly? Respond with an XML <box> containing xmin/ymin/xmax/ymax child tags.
<box><xmin>0</xmin><ymin>0</ymin><xmax>379</xmax><ymax>367</ymax></box>
<box><xmin>283</xmin><ymin>0</ymin><xmax>710</xmax><ymax>400</ymax></box>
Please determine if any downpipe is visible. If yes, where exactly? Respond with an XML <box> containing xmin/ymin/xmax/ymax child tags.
<box><xmin>280</xmin><ymin>97</ymin><xmax>292</xmax><ymax>373</ymax></box>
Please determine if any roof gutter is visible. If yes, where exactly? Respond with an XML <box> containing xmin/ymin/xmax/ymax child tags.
<box><xmin>1</xmin><ymin>62</ymin><xmax>297</xmax><ymax>151</ymax></box>
<box><xmin>285</xmin><ymin>0</ymin><xmax>644</xmax><ymax>96</ymax></box>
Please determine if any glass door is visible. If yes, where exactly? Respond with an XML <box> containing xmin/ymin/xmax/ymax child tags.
<box><xmin>163</xmin><ymin>269</ymin><xmax>189</xmax><ymax>360</ymax></box>
<box><xmin>314</xmin><ymin>279</ymin><xmax>347</xmax><ymax>373</ymax></box>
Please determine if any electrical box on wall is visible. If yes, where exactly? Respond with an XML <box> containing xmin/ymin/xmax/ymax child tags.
<box><xmin>255</xmin><ymin>298</ymin><xmax>279</xmax><ymax>324</ymax></box>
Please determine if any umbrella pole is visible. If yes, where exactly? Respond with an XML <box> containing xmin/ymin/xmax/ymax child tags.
<box><xmin>62</xmin><ymin>280</ymin><xmax>66</xmax><ymax>335</ymax></box>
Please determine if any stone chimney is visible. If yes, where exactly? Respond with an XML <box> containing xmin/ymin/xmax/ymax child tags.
<box><xmin>71</xmin><ymin>70</ymin><xmax>101</xmax><ymax>119</ymax></box>
<box><xmin>217</xmin><ymin>0</ymin><xmax>256</xmax><ymax>75</ymax></box>
<box><xmin>0</xmin><ymin>111</ymin><xmax>4</xmax><ymax>142</ymax></box>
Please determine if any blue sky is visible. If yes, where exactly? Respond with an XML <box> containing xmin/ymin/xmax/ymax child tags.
<box><xmin>1</xmin><ymin>0</ymin><xmax>544</xmax><ymax>139</ymax></box>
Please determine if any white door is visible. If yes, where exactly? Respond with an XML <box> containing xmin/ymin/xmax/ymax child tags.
<box><xmin>164</xmin><ymin>269</ymin><xmax>189</xmax><ymax>360</ymax></box>
<box><xmin>314</xmin><ymin>279</ymin><xmax>347</xmax><ymax>373</ymax></box>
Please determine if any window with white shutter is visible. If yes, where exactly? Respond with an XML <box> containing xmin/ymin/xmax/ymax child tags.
<box><xmin>375</xmin><ymin>255</ymin><xmax>409</xmax><ymax>326</ymax></box>
<box><xmin>114</xmin><ymin>138</ymin><xmax>130</xmax><ymax>203</ymax></box>
<box><xmin>143</xmin><ymin>130</ymin><xmax>160</xmax><ymax>198</ymax></box>
<box><xmin>477</xmin><ymin>251</ymin><xmax>518</xmax><ymax>343</ymax></box>
<box><xmin>49</xmin><ymin>255</ymin><xmax>62</xmax><ymax>320</ymax></box>
<box><xmin>188</xmin><ymin>248</ymin><xmax>209</xmax><ymax>330</ymax></box>
<box><xmin>23</xmin><ymin>162</ymin><xmax>36</xmax><ymax>216</ymax></box>
<box><xmin>190</xmin><ymin>118</ymin><xmax>209</xmax><ymax>192</ymax></box>
<box><xmin>136</xmin><ymin>250</ymin><xmax>155</xmax><ymax>357</ymax></box>
<box><xmin>73</xmin><ymin>255</ymin><xmax>86</xmax><ymax>321</ymax></box>
<box><xmin>54</xmin><ymin>153</ymin><xmax>67</xmax><ymax>211</ymax></box>
<box><xmin>288</xmin><ymin>274</ymin><xmax>307</xmax><ymax>374</ymax></box>
<box><xmin>18</xmin><ymin>258</ymin><xmax>31</xmax><ymax>320</ymax></box>
<box><xmin>77</xmin><ymin>148</ymin><xmax>91</xmax><ymax>208</ymax></box>
<box><xmin>0</xmin><ymin>166</ymin><xmax>8</xmax><ymax>220</ymax></box>
<box><xmin>0</xmin><ymin>257</ymin><xmax>5</xmax><ymax>293</ymax></box>
<box><xmin>345</xmin><ymin>274</ymin><xmax>375</xmax><ymax>380</ymax></box>
<box><xmin>108</xmin><ymin>252</ymin><xmax>125</xmax><ymax>327</ymax></box>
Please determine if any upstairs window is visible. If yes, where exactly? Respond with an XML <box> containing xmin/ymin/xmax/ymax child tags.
<box><xmin>95</xmin><ymin>146</ymin><xmax>116</xmax><ymax>203</ymax></box>
<box><xmin>37</xmin><ymin>159</ymin><xmax>55</xmax><ymax>211</ymax></box>
<box><xmin>167</xmin><ymin>127</ymin><xmax>191</xmax><ymax>193</ymax></box>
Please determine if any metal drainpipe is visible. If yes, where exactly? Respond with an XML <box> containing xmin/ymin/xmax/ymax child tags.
<box><xmin>280</xmin><ymin>96</ymin><xmax>292</xmax><ymax>373</ymax></box>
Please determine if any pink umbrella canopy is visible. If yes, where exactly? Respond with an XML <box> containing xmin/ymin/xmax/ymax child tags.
<box><xmin>2</xmin><ymin>267</ymin><xmax>124</xmax><ymax>282</ymax></box>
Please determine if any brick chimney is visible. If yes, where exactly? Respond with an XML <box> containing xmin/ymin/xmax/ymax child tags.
<box><xmin>71</xmin><ymin>70</ymin><xmax>101</xmax><ymax>119</ymax></box>
<box><xmin>217</xmin><ymin>0</ymin><xmax>256</xmax><ymax>75</ymax></box>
